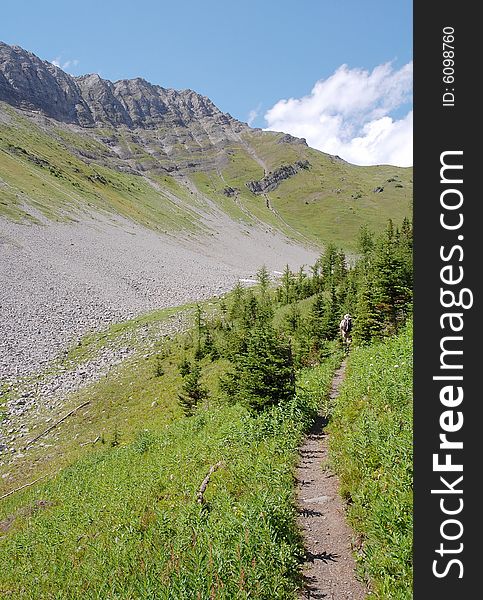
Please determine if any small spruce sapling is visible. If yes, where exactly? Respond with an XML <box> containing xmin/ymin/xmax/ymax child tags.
<box><xmin>178</xmin><ymin>364</ymin><xmax>208</xmax><ymax>416</ymax></box>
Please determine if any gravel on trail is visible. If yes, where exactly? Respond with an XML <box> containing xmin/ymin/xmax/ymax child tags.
<box><xmin>297</xmin><ymin>361</ymin><xmax>368</xmax><ymax>599</ymax></box>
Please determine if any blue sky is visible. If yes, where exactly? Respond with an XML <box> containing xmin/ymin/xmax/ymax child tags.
<box><xmin>1</xmin><ymin>0</ymin><xmax>413</xmax><ymax>165</ymax></box>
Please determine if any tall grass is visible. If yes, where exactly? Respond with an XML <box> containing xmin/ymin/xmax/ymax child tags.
<box><xmin>328</xmin><ymin>320</ymin><xmax>413</xmax><ymax>598</ymax></box>
<box><xmin>0</xmin><ymin>352</ymin><xmax>341</xmax><ymax>599</ymax></box>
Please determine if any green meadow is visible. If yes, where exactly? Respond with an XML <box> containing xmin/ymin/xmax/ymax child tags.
<box><xmin>1</xmin><ymin>225</ymin><xmax>413</xmax><ymax>597</ymax></box>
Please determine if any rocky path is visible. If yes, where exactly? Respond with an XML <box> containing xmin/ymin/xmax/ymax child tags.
<box><xmin>297</xmin><ymin>361</ymin><xmax>368</xmax><ymax>600</ymax></box>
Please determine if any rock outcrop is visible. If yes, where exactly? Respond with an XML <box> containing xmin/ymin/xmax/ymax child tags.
<box><xmin>0</xmin><ymin>43</ymin><xmax>93</xmax><ymax>125</ymax></box>
<box><xmin>0</xmin><ymin>41</ymin><xmax>256</xmax><ymax>174</ymax></box>
<box><xmin>277</xmin><ymin>133</ymin><xmax>307</xmax><ymax>146</ymax></box>
<box><xmin>0</xmin><ymin>41</ymin><xmax>315</xmax><ymax>176</ymax></box>
<box><xmin>247</xmin><ymin>160</ymin><xmax>310</xmax><ymax>194</ymax></box>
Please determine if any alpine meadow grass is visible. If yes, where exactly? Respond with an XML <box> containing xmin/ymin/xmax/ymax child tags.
<box><xmin>328</xmin><ymin>321</ymin><xmax>413</xmax><ymax>599</ymax></box>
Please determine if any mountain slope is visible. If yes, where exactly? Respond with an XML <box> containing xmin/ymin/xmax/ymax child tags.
<box><xmin>0</xmin><ymin>41</ymin><xmax>412</xmax><ymax>249</ymax></box>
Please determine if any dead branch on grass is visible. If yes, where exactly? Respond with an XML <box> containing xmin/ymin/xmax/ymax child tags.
<box><xmin>23</xmin><ymin>401</ymin><xmax>90</xmax><ymax>450</ymax></box>
<box><xmin>79</xmin><ymin>435</ymin><xmax>100</xmax><ymax>447</ymax></box>
<box><xmin>0</xmin><ymin>475</ymin><xmax>48</xmax><ymax>501</ymax></box>
<box><xmin>197</xmin><ymin>461</ymin><xmax>224</xmax><ymax>504</ymax></box>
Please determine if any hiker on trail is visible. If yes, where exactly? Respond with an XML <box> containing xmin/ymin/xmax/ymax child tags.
<box><xmin>339</xmin><ymin>313</ymin><xmax>352</xmax><ymax>347</ymax></box>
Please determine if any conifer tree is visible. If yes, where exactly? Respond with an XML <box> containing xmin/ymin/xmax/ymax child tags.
<box><xmin>400</xmin><ymin>217</ymin><xmax>413</xmax><ymax>249</ymax></box>
<box><xmin>256</xmin><ymin>265</ymin><xmax>270</xmax><ymax>296</ymax></box>
<box><xmin>242</xmin><ymin>291</ymin><xmax>259</xmax><ymax>329</ymax></box>
<box><xmin>295</xmin><ymin>266</ymin><xmax>308</xmax><ymax>299</ymax></box>
<box><xmin>358</xmin><ymin>224</ymin><xmax>375</xmax><ymax>257</ymax></box>
<box><xmin>203</xmin><ymin>329</ymin><xmax>219</xmax><ymax>360</ymax></box>
<box><xmin>320</xmin><ymin>283</ymin><xmax>340</xmax><ymax>340</ymax></box>
<box><xmin>310</xmin><ymin>291</ymin><xmax>326</xmax><ymax>342</ymax></box>
<box><xmin>221</xmin><ymin>325</ymin><xmax>295</xmax><ymax>412</ymax></box>
<box><xmin>178</xmin><ymin>357</ymin><xmax>191</xmax><ymax>377</ymax></box>
<box><xmin>333</xmin><ymin>250</ymin><xmax>348</xmax><ymax>285</ymax></box>
<box><xmin>338</xmin><ymin>271</ymin><xmax>358</xmax><ymax>316</ymax></box>
<box><xmin>372</xmin><ymin>225</ymin><xmax>412</xmax><ymax>333</ymax></box>
<box><xmin>195</xmin><ymin>303</ymin><xmax>204</xmax><ymax>336</ymax></box>
<box><xmin>352</xmin><ymin>280</ymin><xmax>383</xmax><ymax>344</ymax></box>
<box><xmin>309</xmin><ymin>263</ymin><xmax>322</xmax><ymax>294</ymax></box>
<box><xmin>194</xmin><ymin>304</ymin><xmax>205</xmax><ymax>359</ymax></box>
<box><xmin>229</xmin><ymin>282</ymin><xmax>245</xmax><ymax>321</ymax></box>
<box><xmin>281</xmin><ymin>264</ymin><xmax>294</xmax><ymax>305</ymax></box>
<box><xmin>178</xmin><ymin>363</ymin><xmax>208</xmax><ymax>416</ymax></box>
<box><xmin>319</xmin><ymin>243</ymin><xmax>338</xmax><ymax>287</ymax></box>
<box><xmin>284</xmin><ymin>302</ymin><xmax>300</xmax><ymax>333</ymax></box>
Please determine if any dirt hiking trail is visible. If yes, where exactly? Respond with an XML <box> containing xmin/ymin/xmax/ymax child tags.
<box><xmin>297</xmin><ymin>360</ymin><xmax>368</xmax><ymax>599</ymax></box>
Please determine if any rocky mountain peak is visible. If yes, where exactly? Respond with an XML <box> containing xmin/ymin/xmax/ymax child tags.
<box><xmin>0</xmin><ymin>41</ymin><xmax>246</xmax><ymax>133</ymax></box>
<box><xmin>0</xmin><ymin>41</ymin><xmax>312</xmax><ymax>177</ymax></box>
<box><xmin>0</xmin><ymin>41</ymin><xmax>93</xmax><ymax>125</ymax></box>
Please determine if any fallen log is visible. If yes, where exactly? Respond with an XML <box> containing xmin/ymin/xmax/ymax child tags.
<box><xmin>0</xmin><ymin>475</ymin><xmax>48</xmax><ymax>501</ymax></box>
<box><xmin>197</xmin><ymin>461</ymin><xmax>224</xmax><ymax>504</ymax></box>
<box><xmin>80</xmin><ymin>435</ymin><xmax>100</xmax><ymax>447</ymax></box>
<box><xmin>23</xmin><ymin>401</ymin><xmax>90</xmax><ymax>450</ymax></box>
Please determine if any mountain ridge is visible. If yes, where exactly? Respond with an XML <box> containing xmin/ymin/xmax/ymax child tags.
<box><xmin>0</xmin><ymin>40</ymin><xmax>412</xmax><ymax>252</ymax></box>
<box><xmin>0</xmin><ymin>41</ymin><xmax>246</xmax><ymax>133</ymax></box>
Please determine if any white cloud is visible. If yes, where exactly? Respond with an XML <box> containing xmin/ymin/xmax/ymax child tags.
<box><xmin>247</xmin><ymin>103</ymin><xmax>262</xmax><ymax>127</ymax></box>
<box><xmin>264</xmin><ymin>62</ymin><xmax>413</xmax><ymax>167</ymax></box>
<box><xmin>51</xmin><ymin>57</ymin><xmax>80</xmax><ymax>72</ymax></box>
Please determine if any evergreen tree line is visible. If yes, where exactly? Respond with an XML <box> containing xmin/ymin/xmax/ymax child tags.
<box><xmin>177</xmin><ymin>218</ymin><xmax>413</xmax><ymax>415</ymax></box>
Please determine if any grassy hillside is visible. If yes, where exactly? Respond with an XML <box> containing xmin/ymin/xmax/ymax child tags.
<box><xmin>0</xmin><ymin>104</ymin><xmax>204</xmax><ymax>232</ymax></box>
<box><xmin>0</xmin><ymin>291</ymin><xmax>343</xmax><ymax>599</ymax></box>
<box><xmin>242</xmin><ymin>131</ymin><xmax>412</xmax><ymax>248</ymax></box>
<box><xmin>0</xmin><ymin>102</ymin><xmax>412</xmax><ymax>250</ymax></box>
<box><xmin>328</xmin><ymin>321</ymin><xmax>413</xmax><ymax>599</ymax></box>
<box><xmin>1</xmin><ymin>230</ymin><xmax>413</xmax><ymax>596</ymax></box>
